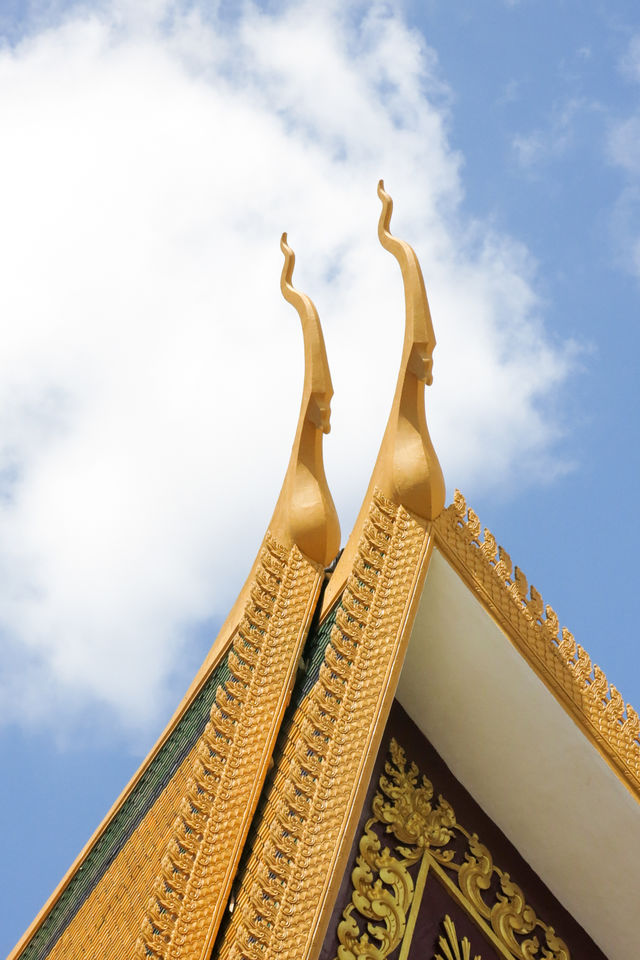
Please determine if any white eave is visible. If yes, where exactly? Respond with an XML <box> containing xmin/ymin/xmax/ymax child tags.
<box><xmin>397</xmin><ymin>546</ymin><xmax>640</xmax><ymax>960</ymax></box>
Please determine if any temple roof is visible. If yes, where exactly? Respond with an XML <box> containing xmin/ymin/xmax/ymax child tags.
<box><xmin>9</xmin><ymin>184</ymin><xmax>639</xmax><ymax>960</ymax></box>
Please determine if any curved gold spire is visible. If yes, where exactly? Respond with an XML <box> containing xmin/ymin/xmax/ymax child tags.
<box><xmin>268</xmin><ymin>233</ymin><xmax>340</xmax><ymax>565</ymax></box>
<box><xmin>322</xmin><ymin>180</ymin><xmax>444</xmax><ymax>615</ymax></box>
<box><xmin>127</xmin><ymin>238</ymin><xmax>340</xmax><ymax>960</ymax></box>
<box><xmin>375</xmin><ymin>179</ymin><xmax>445</xmax><ymax>516</ymax></box>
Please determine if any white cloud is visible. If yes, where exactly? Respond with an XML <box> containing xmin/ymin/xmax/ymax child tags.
<box><xmin>0</xmin><ymin>0</ymin><xmax>573</xmax><ymax>739</ymax></box>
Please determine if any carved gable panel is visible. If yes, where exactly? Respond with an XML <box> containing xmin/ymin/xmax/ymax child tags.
<box><xmin>320</xmin><ymin>702</ymin><xmax>606</xmax><ymax>960</ymax></box>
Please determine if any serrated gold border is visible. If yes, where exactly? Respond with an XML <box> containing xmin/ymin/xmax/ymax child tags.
<box><xmin>433</xmin><ymin>490</ymin><xmax>640</xmax><ymax>802</ymax></box>
<box><xmin>216</xmin><ymin>491</ymin><xmax>433</xmax><ymax>960</ymax></box>
<box><xmin>135</xmin><ymin>536</ymin><xmax>322</xmax><ymax>960</ymax></box>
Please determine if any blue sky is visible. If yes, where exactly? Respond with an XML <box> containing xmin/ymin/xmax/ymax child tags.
<box><xmin>1</xmin><ymin>1</ymin><xmax>639</xmax><ymax>954</ymax></box>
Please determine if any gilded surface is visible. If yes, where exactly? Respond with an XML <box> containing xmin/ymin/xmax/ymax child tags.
<box><xmin>217</xmin><ymin>490</ymin><xmax>430</xmax><ymax>960</ymax></box>
<box><xmin>434</xmin><ymin>916</ymin><xmax>482</xmax><ymax>960</ymax></box>
<box><xmin>136</xmin><ymin>536</ymin><xmax>322</xmax><ymax>960</ymax></box>
<box><xmin>322</xmin><ymin>182</ymin><xmax>444</xmax><ymax>617</ymax></box>
<box><xmin>434</xmin><ymin>490</ymin><xmax>640</xmax><ymax>800</ymax></box>
<box><xmin>335</xmin><ymin>739</ymin><xmax>570</xmax><ymax>960</ymax></box>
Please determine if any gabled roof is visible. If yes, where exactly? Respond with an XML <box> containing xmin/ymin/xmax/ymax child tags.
<box><xmin>10</xmin><ymin>183</ymin><xmax>638</xmax><ymax>960</ymax></box>
<box><xmin>214</xmin><ymin>185</ymin><xmax>640</xmax><ymax>960</ymax></box>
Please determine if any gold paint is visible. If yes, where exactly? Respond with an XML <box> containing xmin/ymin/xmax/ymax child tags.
<box><xmin>217</xmin><ymin>491</ymin><xmax>434</xmax><ymax>960</ymax></box>
<box><xmin>323</xmin><ymin>181</ymin><xmax>444</xmax><ymax>617</ymax></box>
<box><xmin>397</xmin><ymin>846</ymin><xmax>430</xmax><ymax>960</ymax></box>
<box><xmin>375</xmin><ymin>181</ymin><xmax>444</xmax><ymax>518</ymax></box>
<box><xmin>434</xmin><ymin>490</ymin><xmax>640</xmax><ymax>802</ymax></box>
<box><xmin>203</xmin><ymin>231</ymin><xmax>340</xmax><ymax>664</ymax></box>
<box><xmin>337</xmin><ymin>812</ymin><xmax>415</xmax><ymax>960</ymax></box>
<box><xmin>335</xmin><ymin>739</ymin><xmax>570</xmax><ymax>960</ymax></box>
<box><xmin>434</xmin><ymin>916</ymin><xmax>482</xmax><ymax>960</ymax></box>
<box><xmin>268</xmin><ymin>233</ymin><xmax>340</xmax><ymax>566</ymax></box>
<box><xmin>425</xmin><ymin>862</ymin><xmax>513</xmax><ymax>960</ymax></box>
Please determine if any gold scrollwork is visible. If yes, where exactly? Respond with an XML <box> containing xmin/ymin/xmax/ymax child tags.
<box><xmin>337</xmin><ymin>819</ymin><xmax>414</xmax><ymax>960</ymax></box>
<box><xmin>335</xmin><ymin>739</ymin><xmax>570</xmax><ymax>960</ymax></box>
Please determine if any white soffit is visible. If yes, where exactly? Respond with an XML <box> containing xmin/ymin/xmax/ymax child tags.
<box><xmin>397</xmin><ymin>547</ymin><xmax>640</xmax><ymax>960</ymax></box>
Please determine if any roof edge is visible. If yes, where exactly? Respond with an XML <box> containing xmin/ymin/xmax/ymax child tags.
<box><xmin>8</xmin><ymin>624</ymin><xmax>235</xmax><ymax>960</ymax></box>
<box><xmin>433</xmin><ymin>490</ymin><xmax>640</xmax><ymax>803</ymax></box>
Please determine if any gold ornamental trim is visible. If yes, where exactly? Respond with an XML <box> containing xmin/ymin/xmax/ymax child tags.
<box><xmin>321</xmin><ymin>181</ymin><xmax>444</xmax><ymax>618</ymax></box>
<box><xmin>135</xmin><ymin>535</ymin><xmax>322</xmax><ymax>960</ymax></box>
<box><xmin>433</xmin><ymin>490</ymin><xmax>640</xmax><ymax>801</ymax></box>
<box><xmin>336</xmin><ymin>739</ymin><xmax>570</xmax><ymax>960</ymax></box>
<box><xmin>217</xmin><ymin>490</ymin><xmax>433</xmax><ymax>960</ymax></box>
<box><xmin>434</xmin><ymin>916</ymin><xmax>482</xmax><ymax>960</ymax></box>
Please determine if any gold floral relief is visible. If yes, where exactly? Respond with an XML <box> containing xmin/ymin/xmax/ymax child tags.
<box><xmin>335</xmin><ymin>739</ymin><xmax>570</xmax><ymax>960</ymax></box>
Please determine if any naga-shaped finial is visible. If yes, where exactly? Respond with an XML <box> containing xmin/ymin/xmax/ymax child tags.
<box><xmin>321</xmin><ymin>180</ymin><xmax>444</xmax><ymax>613</ymax></box>
<box><xmin>267</xmin><ymin>233</ymin><xmax>340</xmax><ymax>566</ymax></box>
<box><xmin>375</xmin><ymin>179</ymin><xmax>445</xmax><ymax>517</ymax></box>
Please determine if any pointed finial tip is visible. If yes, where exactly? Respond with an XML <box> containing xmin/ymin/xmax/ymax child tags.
<box><xmin>280</xmin><ymin>233</ymin><xmax>296</xmax><ymax>297</ymax></box>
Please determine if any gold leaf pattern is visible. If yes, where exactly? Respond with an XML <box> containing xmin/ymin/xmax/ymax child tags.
<box><xmin>334</xmin><ymin>739</ymin><xmax>570</xmax><ymax>960</ymax></box>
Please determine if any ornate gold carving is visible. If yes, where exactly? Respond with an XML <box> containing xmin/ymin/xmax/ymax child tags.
<box><xmin>135</xmin><ymin>537</ymin><xmax>322</xmax><ymax>960</ymax></box>
<box><xmin>217</xmin><ymin>491</ymin><xmax>431</xmax><ymax>960</ymax></box>
<box><xmin>434</xmin><ymin>490</ymin><xmax>640</xmax><ymax>800</ymax></box>
<box><xmin>434</xmin><ymin>916</ymin><xmax>482</xmax><ymax>960</ymax></box>
<box><xmin>335</xmin><ymin>812</ymin><xmax>414</xmax><ymax>959</ymax></box>
<box><xmin>374</xmin><ymin>180</ymin><xmax>445</xmax><ymax>520</ymax></box>
<box><xmin>198</xmin><ymin>230</ymin><xmax>340</xmax><ymax>681</ymax></box>
<box><xmin>129</xmin><ymin>235</ymin><xmax>343</xmax><ymax>960</ymax></box>
<box><xmin>323</xmin><ymin>181</ymin><xmax>443</xmax><ymax>617</ymax></box>
<box><xmin>268</xmin><ymin>232</ymin><xmax>340</xmax><ymax>566</ymax></box>
<box><xmin>335</xmin><ymin>739</ymin><xmax>570</xmax><ymax>960</ymax></box>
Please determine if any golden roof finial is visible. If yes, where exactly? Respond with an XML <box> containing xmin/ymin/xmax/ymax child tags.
<box><xmin>267</xmin><ymin>233</ymin><xmax>340</xmax><ymax>566</ymax></box>
<box><xmin>375</xmin><ymin>179</ymin><xmax>445</xmax><ymax>517</ymax></box>
<box><xmin>321</xmin><ymin>181</ymin><xmax>445</xmax><ymax>614</ymax></box>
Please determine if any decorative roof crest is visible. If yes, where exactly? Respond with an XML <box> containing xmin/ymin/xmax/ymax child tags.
<box><xmin>7</xmin><ymin>234</ymin><xmax>342</xmax><ymax>960</ymax></box>
<box><xmin>268</xmin><ymin>233</ymin><xmax>340</xmax><ymax>566</ymax></box>
<box><xmin>434</xmin><ymin>490</ymin><xmax>640</xmax><ymax>800</ymax></box>
<box><xmin>375</xmin><ymin>179</ymin><xmax>445</xmax><ymax>518</ymax></box>
<box><xmin>322</xmin><ymin>181</ymin><xmax>444</xmax><ymax>612</ymax></box>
